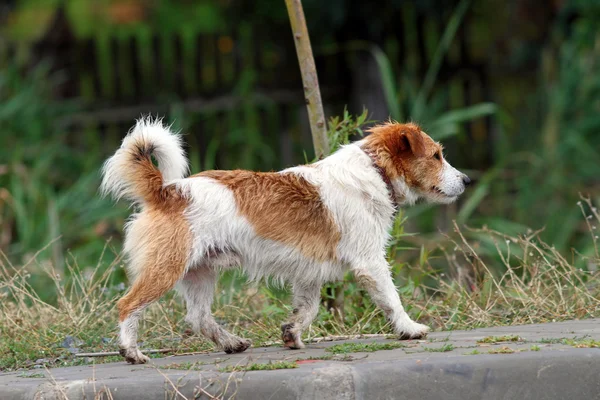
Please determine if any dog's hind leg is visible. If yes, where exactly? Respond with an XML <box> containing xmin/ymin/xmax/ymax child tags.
<box><xmin>352</xmin><ymin>259</ymin><xmax>429</xmax><ymax>340</ymax></box>
<box><xmin>178</xmin><ymin>267</ymin><xmax>251</xmax><ymax>354</ymax></box>
<box><xmin>281</xmin><ymin>282</ymin><xmax>321</xmax><ymax>349</ymax></box>
<box><xmin>117</xmin><ymin>257</ymin><xmax>186</xmax><ymax>364</ymax></box>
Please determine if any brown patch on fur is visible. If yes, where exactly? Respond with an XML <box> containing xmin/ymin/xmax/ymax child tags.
<box><xmin>363</xmin><ymin>122</ymin><xmax>444</xmax><ymax>199</ymax></box>
<box><xmin>116</xmin><ymin>143</ymin><xmax>192</xmax><ymax>322</ymax></box>
<box><xmin>117</xmin><ymin>204</ymin><xmax>191</xmax><ymax>321</ymax></box>
<box><xmin>195</xmin><ymin>170</ymin><xmax>341</xmax><ymax>262</ymax></box>
<box><xmin>126</xmin><ymin>139</ymin><xmax>187</xmax><ymax>208</ymax></box>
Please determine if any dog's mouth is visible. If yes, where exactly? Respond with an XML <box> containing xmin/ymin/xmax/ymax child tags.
<box><xmin>430</xmin><ymin>186</ymin><xmax>458</xmax><ymax>202</ymax></box>
<box><xmin>431</xmin><ymin>186</ymin><xmax>446</xmax><ymax>196</ymax></box>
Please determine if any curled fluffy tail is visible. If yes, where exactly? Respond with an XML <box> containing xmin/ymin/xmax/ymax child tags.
<box><xmin>101</xmin><ymin>117</ymin><xmax>188</xmax><ymax>206</ymax></box>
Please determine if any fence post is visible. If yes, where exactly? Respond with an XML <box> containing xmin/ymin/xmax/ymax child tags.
<box><xmin>31</xmin><ymin>5</ymin><xmax>78</xmax><ymax>98</ymax></box>
<box><xmin>286</xmin><ymin>0</ymin><xmax>346</xmax><ymax>319</ymax></box>
<box><xmin>285</xmin><ymin>0</ymin><xmax>329</xmax><ymax>159</ymax></box>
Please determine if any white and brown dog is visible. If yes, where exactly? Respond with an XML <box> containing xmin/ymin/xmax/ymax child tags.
<box><xmin>101</xmin><ymin>118</ymin><xmax>470</xmax><ymax>364</ymax></box>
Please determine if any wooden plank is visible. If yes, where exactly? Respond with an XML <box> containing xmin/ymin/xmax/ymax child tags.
<box><xmin>195</xmin><ymin>32</ymin><xmax>204</xmax><ymax>95</ymax></box>
<box><xmin>173</xmin><ymin>34</ymin><xmax>185</xmax><ymax>96</ymax></box>
<box><xmin>151</xmin><ymin>34</ymin><xmax>162</xmax><ymax>92</ymax></box>
<box><xmin>109</xmin><ymin>36</ymin><xmax>122</xmax><ymax>101</ymax></box>
<box><xmin>129</xmin><ymin>36</ymin><xmax>142</xmax><ymax>101</ymax></box>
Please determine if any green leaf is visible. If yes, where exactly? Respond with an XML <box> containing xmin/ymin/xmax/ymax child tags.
<box><xmin>369</xmin><ymin>45</ymin><xmax>401</xmax><ymax>121</ymax></box>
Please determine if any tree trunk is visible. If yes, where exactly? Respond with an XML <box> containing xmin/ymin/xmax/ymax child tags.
<box><xmin>284</xmin><ymin>0</ymin><xmax>329</xmax><ymax>158</ymax></box>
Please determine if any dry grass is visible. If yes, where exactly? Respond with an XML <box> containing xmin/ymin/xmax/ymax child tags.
<box><xmin>1</xmin><ymin>198</ymin><xmax>599</xmax><ymax>372</ymax></box>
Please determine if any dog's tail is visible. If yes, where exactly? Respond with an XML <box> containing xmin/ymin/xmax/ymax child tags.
<box><xmin>100</xmin><ymin>117</ymin><xmax>188</xmax><ymax>207</ymax></box>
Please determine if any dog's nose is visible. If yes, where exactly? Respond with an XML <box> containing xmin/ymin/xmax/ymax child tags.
<box><xmin>462</xmin><ymin>174</ymin><xmax>471</xmax><ymax>186</ymax></box>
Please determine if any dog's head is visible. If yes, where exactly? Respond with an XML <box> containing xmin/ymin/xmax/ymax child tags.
<box><xmin>363</xmin><ymin>122</ymin><xmax>470</xmax><ymax>205</ymax></box>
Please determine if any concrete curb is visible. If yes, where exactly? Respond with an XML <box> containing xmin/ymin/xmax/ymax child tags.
<box><xmin>2</xmin><ymin>319</ymin><xmax>599</xmax><ymax>399</ymax></box>
<box><xmin>4</xmin><ymin>349</ymin><xmax>600</xmax><ymax>400</ymax></box>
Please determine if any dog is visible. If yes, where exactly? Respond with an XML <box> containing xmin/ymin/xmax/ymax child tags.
<box><xmin>101</xmin><ymin>117</ymin><xmax>470</xmax><ymax>364</ymax></box>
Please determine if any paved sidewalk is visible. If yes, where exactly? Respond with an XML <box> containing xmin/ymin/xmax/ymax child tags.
<box><xmin>2</xmin><ymin>319</ymin><xmax>599</xmax><ymax>399</ymax></box>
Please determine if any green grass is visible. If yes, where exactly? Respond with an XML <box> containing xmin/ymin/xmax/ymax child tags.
<box><xmin>218</xmin><ymin>361</ymin><xmax>297</xmax><ymax>373</ymax></box>
<box><xmin>299</xmin><ymin>355</ymin><xmax>334</xmax><ymax>361</ymax></box>
<box><xmin>564</xmin><ymin>339</ymin><xmax>600</xmax><ymax>348</ymax></box>
<box><xmin>477</xmin><ymin>335</ymin><xmax>522</xmax><ymax>344</ymax></box>
<box><xmin>538</xmin><ymin>336</ymin><xmax>600</xmax><ymax>348</ymax></box>
<box><xmin>539</xmin><ymin>338</ymin><xmax>566</xmax><ymax>344</ymax></box>
<box><xmin>17</xmin><ymin>372</ymin><xmax>45</xmax><ymax>378</ymax></box>
<box><xmin>423</xmin><ymin>344</ymin><xmax>455</xmax><ymax>352</ymax></box>
<box><xmin>539</xmin><ymin>338</ymin><xmax>600</xmax><ymax>348</ymax></box>
<box><xmin>464</xmin><ymin>349</ymin><xmax>481</xmax><ymax>355</ymax></box>
<box><xmin>159</xmin><ymin>361</ymin><xmax>207</xmax><ymax>371</ymax></box>
<box><xmin>325</xmin><ymin>341</ymin><xmax>406</xmax><ymax>354</ymax></box>
<box><xmin>530</xmin><ymin>345</ymin><xmax>541</xmax><ymax>351</ymax></box>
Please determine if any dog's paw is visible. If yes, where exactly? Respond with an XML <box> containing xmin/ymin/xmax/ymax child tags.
<box><xmin>397</xmin><ymin>321</ymin><xmax>430</xmax><ymax>340</ymax></box>
<box><xmin>223</xmin><ymin>338</ymin><xmax>251</xmax><ymax>354</ymax></box>
<box><xmin>281</xmin><ymin>323</ymin><xmax>305</xmax><ymax>349</ymax></box>
<box><xmin>119</xmin><ymin>347</ymin><xmax>150</xmax><ymax>364</ymax></box>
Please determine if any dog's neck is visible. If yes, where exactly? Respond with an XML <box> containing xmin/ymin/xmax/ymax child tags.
<box><xmin>361</xmin><ymin>149</ymin><xmax>397</xmax><ymax>208</ymax></box>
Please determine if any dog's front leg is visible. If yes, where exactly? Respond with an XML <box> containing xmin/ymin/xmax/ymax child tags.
<box><xmin>281</xmin><ymin>282</ymin><xmax>321</xmax><ymax>349</ymax></box>
<box><xmin>178</xmin><ymin>267</ymin><xmax>251</xmax><ymax>354</ymax></box>
<box><xmin>352</xmin><ymin>260</ymin><xmax>429</xmax><ymax>340</ymax></box>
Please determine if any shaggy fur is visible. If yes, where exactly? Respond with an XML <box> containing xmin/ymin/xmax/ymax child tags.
<box><xmin>101</xmin><ymin>117</ymin><xmax>470</xmax><ymax>364</ymax></box>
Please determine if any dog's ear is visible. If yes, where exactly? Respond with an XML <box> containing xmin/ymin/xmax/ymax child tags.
<box><xmin>399</xmin><ymin>128</ymin><xmax>427</xmax><ymax>158</ymax></box>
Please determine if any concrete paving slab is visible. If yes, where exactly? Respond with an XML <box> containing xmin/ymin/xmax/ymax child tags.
<box><xmin>2</xmin><ymin>319</ymin><xmax>599</xmax><ymax>399</ymax></box>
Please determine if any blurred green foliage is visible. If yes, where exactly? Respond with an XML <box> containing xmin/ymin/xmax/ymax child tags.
<box><xmin>0</xmin><ymin>64</ymin><xmax>128</xmax><ymax>291</ymax></box>
<box><xmin>467</xmin><ymin>2</ymin><xmax>600</xmax><ymax>254</ymax></box>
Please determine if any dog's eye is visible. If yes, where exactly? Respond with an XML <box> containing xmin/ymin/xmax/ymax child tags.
<box><xmin>434</xmin><ymin>152</ymin><xmax>441</xmax><ymax>161</ymax></box>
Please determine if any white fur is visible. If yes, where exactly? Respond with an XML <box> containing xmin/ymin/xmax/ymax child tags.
<box><xmin>438</xmin><ymin>159</ymin><xmax>467</xmax><ymax>201</ymax></box>
<box><xmin>100</xmin><ymin>117</ymin><xmax>189</xmax><ymax>204</ymax></box>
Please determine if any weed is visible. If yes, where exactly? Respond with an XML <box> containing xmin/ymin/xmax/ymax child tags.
<box><xmin>325</xmin><ymin>341</ymin><xmax>405</xmax><ymax>354</ymax></box>
<box><xmin>488</xmin><ymin>346</ymin><xmax>516</xmax><ymax>354</ymax></box>
<box><xmin>17</xmin><ymin>372</ymin><xmax>45</xmax><ymax>378</ymax></box>
<box><xmin>219</xmin><ymin>361</ymin><xmax>297</xmax><ymax>373</ymax></box>
<box><xmin>429</xmin><ymin>336</ymin><xmax>451</xmax><ymax>343</ymax></box>
<box><xmin>539</xmin><ymin>338</ymin><xmax>564</xmax><ymax>344</ymax></box>
<box><xmin>530</xmin><ymin>345</ymin><xmax>541</xmax><ymax>351</ymax></box>
<box><xmin>326</xmin><ymin>108</ymin><xmax>370</xmax><ymax>153</ymax></box>
<box><xmin>537</xmin><ymin>336</ymin><xmax>598</xmax><ymax>348</ymax></box>
<box><xmin>159</xmin><ymin>362</ymin><xmax>206</xmax><ymax>371</ymax></box>
<box><xmin>464</xmin><ymin>349</ymin><xmax>481</xmax><ymax>355</ymax></box>
<box><xmin>299</xmin><ymin>355</ymin><xmax>334</xmax><ymax>361</ymax></box>
<box><xmin>558</xmin><ymin>338</ymin><xmax>600</xmax><ymax>348</ymax></box>
<box><xmin>423</xmin><ymin>344</ymin><xmax>455</xmax><ymax>353</ymax></box>
<box><xmin>477</xmin><ymin>335</ymin><xmax>522</xmax><ymax>344</ymax></box>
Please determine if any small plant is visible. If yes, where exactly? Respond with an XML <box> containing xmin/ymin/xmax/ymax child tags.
<box><xmin>477</xmin><ymin>335</ymin><xmax>522</xmax><ymax>344</ymax></box>
<box><xmin>488</xmin><ymin>346</ymin><xmax>516</xmax><ymax>354</ymax></box>
<box><xmin>160</xmin><ymin>361</ymin><xmax>205</xmax><ymax>371</ymax></box>
<box><xmin>530</xmin><ymin>345</ymin><xmax>541</xmax><ymax>351</ymax></box>
<box><xmin>325</xmin><ymin>341</ymin><xmax>405</xmax><ymax>354</ymax></box>
<box><xmin>17</xmin><ymin>372</ymin><xmax>45</xmax><ymax>378</ymax></box>
<box><xmin>464</xmin><ymin>349</ymin><xmax>481</xmax><ymax>355</ymax></box>
<box><xmin>429</xmin><ymin>336</ymin><xmax>451</xmax><ymax>343</ymax></box>
<box><xmin>299</xmin><ymin>355</ymin><xmax>334</xmax><ymax>361</ymax></box>
<box><xmin>538</xmin><ymin>336</ymin><xmax>598</xmax><ymax>347</ymax></box>
<box><xmin>326</xmin><ymin>108</ymin><xmax>370</xmax><ymax>153</ymax></box>
<box><xmin>423</xmin><ymin>344</ymin><xmax>455</xmax><ymax>353</ymax></box>
<box><xmin>561</xmin><ymin>339</ymin><xmax>600</xmax><ymax>349</ymax></box>
<box><xmin>539</xmin><ymin>338</ymin><xmax>565</xmax><ymax>344</ymax></box>
<box><xmin>219</xmin><ymin>361</ymin><xmax>297</xmax><ymax>373</ymax></box>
